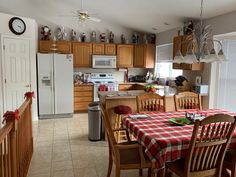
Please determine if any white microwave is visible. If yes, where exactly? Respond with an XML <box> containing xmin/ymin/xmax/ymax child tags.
<box><xmin>92</xmin><ymin>55</ymin><xmax>117</xmax><ymax>68</ymax></box>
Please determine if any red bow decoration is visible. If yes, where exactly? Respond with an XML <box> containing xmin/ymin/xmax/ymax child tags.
<box><xmin>2</xmin><ymin>109</ymin><xmax>20</xmax><ymax>124</ymax></box>
<box><xmin>24</xmin><ymin>91</ymin><xmax>35</xmax><ymax>99</ymax></box>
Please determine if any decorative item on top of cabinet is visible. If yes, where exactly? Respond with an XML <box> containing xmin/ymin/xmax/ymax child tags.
<box><xmin>41</xmin><ymin>26</ymin><xmax>51</xmax><ymax>40</ymax></box>
<box><xmin>132</xmin><ymin>32</ymin><xmax>139</xmax><ymax>44</ymax></box>
<box><xmin>38</xmin><ymin>40</ymin><xmax>72</xmax><ymax>54</ymax></box>
<box><xmin>100</xmin><ymin>33</ymin><xmax>106</xmax><ymax>42</ymax></box>
<box><xmin>121</xmin><ymin>34</ymin><xmax>126</xmax><ymax>44</ymax></box>
<box><xmin>92</xmin><ymin>43</ymin><xmax>105</xmax><ymax>54</ymax></box>
<box><xmin>74</xmin><ymin>85</ymin><xmax>93</xmax><ymax>112</ymax></box>
<box><xmin>134</xmin><ymin>44</ymin><xmax>155</xmax><ymax>68</ymax></box>
<box><xmin>109</xmin><ymin>31</ymin><xmax>115</xmax><ymax>43</ymax></box>
<box><xmin>72</xmin><ymin>42</ymin><xmax>92</xmax><ymax>67</ymax></box>
<box><xmin>81</xmin><ymin>33</ymin><xmax>86</xmax><ymax>42</ymax></box>
<box><xmin>56</xmin><ymin>26</ymin><xmax>67</xmax><ymax>40</ymax></box>
<box><xmin>117</xmin><ymin>44</ymin><xmax>133</xmax><ymax>68</ymax></box>
<box><xmin>173</xmin><ymin>35</ymin><xmax>203</xmax><ymax>71</ymax></box>
<box><xmin>90</xmin><ymin>31</ymin><xmax>96</xmax><ymax>42</ymax></box>
<box><xmin>70</xmin><ymin>29</ymin><xmax>77</xmax><ymax>41</ymax></box>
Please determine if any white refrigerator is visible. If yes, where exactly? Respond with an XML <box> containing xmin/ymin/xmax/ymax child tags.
<box><xmin>37</xmin><ymin>53</ymin><xmax>73</xmax><ymax>119</ymax></box>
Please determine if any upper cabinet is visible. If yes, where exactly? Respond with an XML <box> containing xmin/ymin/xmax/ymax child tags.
<box><xmin>134</xmin><ymin>44</ymin><xmax>155</xmax><ymax>68</ymax></box>
<box><xmin>117</xmin><ymin>44</ymin><xmax>134</xmax><ymax>68</ymax></box>
<box><xmin>173</xmin><ymin>35</ymin><xmax>203</xmax><ymax>71</ymax></box>
<box><xmin>73</xmin><ymin>42</ymin><xmax>92</xmax><ymax>68</ymax></box>
<box><xmin>105</xmin><ymin>44</ymin><xmax>116</xmax><ymax>55</ymax></box>
<box><xmin>38</xmin><ymin>40</ymin><xmax>72</xmax><ymax>54</ymax></box>
<box><xmin>92</xmin><ymin>43</ymin><xmax>105</xmax><ymax>55</ymax></box>
<box><xmin>92</xmin><ymin>43</ymin><xmax>116</xmax><ymax>55</ymax></box>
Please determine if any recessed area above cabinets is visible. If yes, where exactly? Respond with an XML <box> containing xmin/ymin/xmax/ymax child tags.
<box><xmin>38</xmin><ymin>40</ymin><xmax>156</xmax><ymax>69</ymax></box>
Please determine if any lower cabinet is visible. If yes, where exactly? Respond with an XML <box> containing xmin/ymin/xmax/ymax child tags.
<box><xmin>74</xmin><ymin>85</ymin><xmax>93</xmax><ymax>112</ymax></box>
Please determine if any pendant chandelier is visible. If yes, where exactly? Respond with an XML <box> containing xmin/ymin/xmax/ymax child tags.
<box><xmin>173</xmin><ymin>0</ymin><xmax>227</xmax><ymax>64</ymax></box>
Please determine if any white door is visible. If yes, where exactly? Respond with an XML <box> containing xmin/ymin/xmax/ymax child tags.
<box><xmin>54</xmin><ymin>54</ymin><xmax>73</xmax><ymax>114</ymax></box>
<box><xmin>2</xmin><ymin>37</ymin><xmax>30</xmax><ymax>111</ymax></box>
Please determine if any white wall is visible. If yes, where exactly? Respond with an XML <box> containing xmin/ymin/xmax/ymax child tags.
<box><xmin>0</xmin><ymin>12</ymin><xmax>38</xmax><ymax>123</ymax></box>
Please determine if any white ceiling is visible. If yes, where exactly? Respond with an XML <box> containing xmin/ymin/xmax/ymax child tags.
<box><xmin>1</xmin><ymin>0</ymin><xmax>236</xmax><ymax>33</ymax></box>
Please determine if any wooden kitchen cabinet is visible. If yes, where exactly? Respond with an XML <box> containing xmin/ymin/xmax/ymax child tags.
<box><xmin>173</xmin><ymin>35</ymin><xmax>203</xmax><ymax>71</ymax></box>
<box><xmin>73</xmin><ymin>42</ymin><xmax>92</xmax><ymax>68</ymax></box>
<box><xmin>74</xmin><ymin>85</ymin><xmax>93</xmax><ymax>112</ymax></box>
<box><xmin>92</xmin><ymin>43</ymin><xmax>116</xmax><ymax>55</ymax></box>
<box><xmin>93</xmin><ymin>43</ymin><xmax>105</xmax><ymax>54</ymax></box>
<box><xmin>105</xmin><ymin>44</ymin><xmax>116</xmax><ymax>55</ymax></box>
<box><xmin>134</xmin><ymin>44</ymin><xmax>155</xmax><ymax>68</ymax></box>
<box><xmin>117</xmin><ymin>44</ymin><xmax>134</xmax><ymax>68</ymax></box>
<box><xmin>39</xmin><ymin>40</ymin><xmax>72</xmax><ymax>54</ymax></box>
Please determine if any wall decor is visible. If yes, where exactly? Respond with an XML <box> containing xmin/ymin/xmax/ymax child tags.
<box><xmin>41</xmin><ymin>26</ymin><xmax>51</xmax><ymax>40</ymax></box>
<box><xmin>9</xmin><ymin>17</ymin><xmax>26</xmax><ymax>35</ymax></box>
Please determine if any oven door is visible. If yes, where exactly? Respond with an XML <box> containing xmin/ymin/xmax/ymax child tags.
<box><xmin>92</xmin><ymin>55</ymin><xmax>116</xmax><ymax>68</ymax></box>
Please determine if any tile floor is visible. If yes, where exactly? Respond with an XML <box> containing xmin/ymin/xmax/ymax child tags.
<box><xmin>27</xmin><ymin>113</ymin><xmax>149</xmax><ymax>177</ymax></box>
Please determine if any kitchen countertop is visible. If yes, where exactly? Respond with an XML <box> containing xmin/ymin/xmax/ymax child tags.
<box><xmin>74</xmin><ymin>83</ymin><xmax>94</xmax><ymax>86</ymax></box>
<box><xmin>118</xmin><ymin>82</ymin><xmax>147</xmax><ymax>85</ymax></box>
<box><xmin>99</xmin><ymin>87</ymin><xmax>176</xmax><ymax>101</ymax></box>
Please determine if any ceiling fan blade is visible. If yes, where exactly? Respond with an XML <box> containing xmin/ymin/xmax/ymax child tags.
<box><xmin>88</xmin><ymin>16</ymin><xmax>101</xmax><ymax>22</ymax></box>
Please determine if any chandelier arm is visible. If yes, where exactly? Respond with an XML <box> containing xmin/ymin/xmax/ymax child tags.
<box><xmin>213</xmin><ymin>39</ymin><xmax>223</xmax><ymax>49</ymax></box>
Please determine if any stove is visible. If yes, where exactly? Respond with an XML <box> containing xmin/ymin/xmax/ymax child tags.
<box><xmin>91</xmin><ymin>73</ymin><xmax>119</xmax><ymax>101</ymax></box>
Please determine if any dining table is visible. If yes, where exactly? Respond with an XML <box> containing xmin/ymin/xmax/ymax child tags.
<box><xmin>122</xmin><ymin>109</ymin><xmax>236</xmax><ymax>169</ymax></box>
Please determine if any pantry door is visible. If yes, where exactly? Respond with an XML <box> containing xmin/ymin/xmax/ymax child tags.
<box><xmin>2</xmin><ymin>37</ymin><xmax>31</xmax><ymax>111</ymax></box>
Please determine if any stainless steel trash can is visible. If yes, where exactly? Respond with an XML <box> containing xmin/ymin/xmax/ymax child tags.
<box><xmin>88</xmin><ymin>102</ymin><xmax>102</xmax><ymax>141</ymax></box>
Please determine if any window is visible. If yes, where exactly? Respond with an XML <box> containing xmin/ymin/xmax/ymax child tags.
<box><xmin>155</xmin><ymin>44</ymin><xmax>182</xmax><ymax>78</ymax></box>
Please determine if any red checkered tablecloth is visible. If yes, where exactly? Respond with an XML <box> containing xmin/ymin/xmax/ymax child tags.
<box><xmin>122</xmin><ymin>109</ymin><xmax>236</xmax><ymax>169</ymax></box>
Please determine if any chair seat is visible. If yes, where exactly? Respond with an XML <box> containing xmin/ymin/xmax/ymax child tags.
<box><xmin>119</xmin><ymin>141</ymin><xmax>150</xmax><ymax>166</ymax></box>
<box><xmin>166</xmin><ymin>159</ymin><xmax>185</xmax><ymax>177</ymax></box>
<box><xmin>114</xmin><ymin>105</ymin><xmax>132</xmax><ymax>115</ymax></box>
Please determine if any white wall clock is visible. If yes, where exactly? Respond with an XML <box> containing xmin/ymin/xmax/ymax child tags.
<box><xmin>9</xmin><ymin>17</ymin><xmax>26</xmax><ymax>35</ymax></box>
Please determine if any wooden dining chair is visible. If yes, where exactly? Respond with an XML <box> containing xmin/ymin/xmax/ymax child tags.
<box><xmin>174</xmin><ymin>91</ymin><xmax>202</xmax><ymax>111</ymax></box>
<box><xmin>222</xmin><ymin>150</ymin><xmax>236</xmax><ymax>177</ymax></box>
<box><xmin>100</xmin><ymin>104</ymin><xmax>156</xmax><ymax>177</ymax></box>
<box><xmin>165</xmin><ymin>114</ymin><xmax>236</xmax><ymax>177</ymax></box>
<box><xmin>136</xmin><ymin>93</ymin><xmax>165</xmax><ymax>113</ymax></box>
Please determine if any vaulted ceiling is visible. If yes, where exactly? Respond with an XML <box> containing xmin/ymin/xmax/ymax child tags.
<box><xmin>1</xmin><ymin>0</ymin><xmax>236</xmax><ymax>33</ymax></box>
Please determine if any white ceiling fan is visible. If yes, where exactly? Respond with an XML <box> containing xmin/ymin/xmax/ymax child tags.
<box><xmin>72</xmin><ymin>0</ymin><xmax>101</xmax><ymax>23</ymax></box>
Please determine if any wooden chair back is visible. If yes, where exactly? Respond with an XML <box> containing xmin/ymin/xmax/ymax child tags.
<box><xmin>100</xmin><ymin>104</ymin><xmax>119</xmax><ymax>156</ymax></box>
<box><xmin>174</xmin><ymin>91</ymin><xmax>201</xmax><ymax>111</ymax></box>
<box><xmin>184</xmin><ymin>114</ymin><xmax>236</xmax><ymax>177</ymax></box>
<box><xmin>136</xmin><ymin>93</ymin><xmax>165</xmax><ymax>113</ymax></box>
